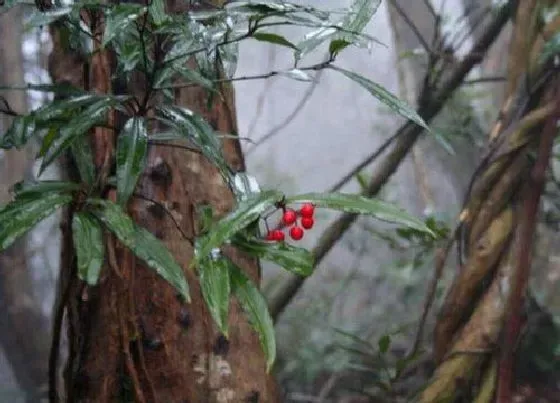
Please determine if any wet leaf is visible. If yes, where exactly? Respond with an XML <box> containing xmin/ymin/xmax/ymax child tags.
<box><xmin>253</xmin><ymin>32</ymin><xmax>297</xmax><ymax>49</ymax></box>
<box><xmin>39</xmin><ymin>98</ymin><xmax>115</xmax><ymax>175</ymax></box>
<box><xmin>156</xmin><ymin>105</ymin><xmax>231</xmax><ymax>182</ymax></box>
<box><xmin>88</xmin><ymin>198</ymin><xmax>190</xmax><ymax>301</ymax></box>
<box><xmin>232</xmin><ymin>235</ymin><xmax>314</xmax><ymax>277</ymax></box>
<box><xmin>199</xmin><ymin>254</ymin><xmax>231</xmax><ymax>336</ymax></box>
<box><xmin>11</xmin><ymin>180</ymin><xmax>80</xmax><ymax>200</ymax></box>
<box><xmin>296</xmin><ymin>0</ymin><xmax>380</xmax><ymax>60</ymax></box>
<box><xmin>0</xmin><ymin>192</ymin><xmax>73</xmax><ymax>251</ymax></box>
<box><xmin>148</xmin><ymin>0</ymin><xmax>168</xmax><ymax>26</ymax></box>
<box><xmin>0</xmin><ymin>115</ymin><xmax>36</xmax><ymax>149</ymax></box>
<box><xmin>378</xmin><ymin>334</ymin><xmax>391</xmax><ymax>354</ymax></box>
<box><xmin>193</xmin><ymin>190</ymin><xmax>284</xmax><ymax>267</ymax></box>
<box><xmin>116</xmin><ymin>117</ymin><xmax>148</xmax><ymax>206</ymax></box>
<box><xmin>330</xmin><ymin>65</ymin><xmax>429</xmax><ymax>130</ymax></box>
<box><xmin>26</xmin><ymin>7</ymin><xmax>72</xmax><ymax>28</ymax></box>
<box><xmin>230</xmin><ymin>263</ymin><xmax>276</xmax><ymax>371</ymax></box>
<box><xmin>71</xmin><ymin>136</ymin><xmax>96</xmax><ymax>186</ymax></box>
<box><xmin>103</xmin><ymin>4</ymin><xmax>146</xmax><ymax>47</ymax></box>
<box><xmin>285</xmin><ymin>192</ymin><xmax>434</xmax><ymax>235</ymax></box>
<box><xmin>72</xmin><ymin>212</ymin><xmax>105</xmax><ymax>285</ymax></box>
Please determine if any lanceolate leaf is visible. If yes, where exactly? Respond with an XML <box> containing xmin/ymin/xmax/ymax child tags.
<box><xmin>103</xmin><ymin>4</ymin><xmax>147</xmax><ymax>47</ymax></box>
<box><xmin>39</xmin><ymin>99</ymin><xmax>115</xmax><ymax>174</ymax></box>
<box><xmin>330</xmin><ymin>65</ymin><xmax>429</xmax><ymax>130</ymax></box>
<box><xmin>0</xmin><ymin>192</ymin><xmax>73</xmax><ymax>251</ymax></box>
<box><xmin>0</xmin><ymin>115</ymin><xmax>36</xmax><ymax>149</ymax></box>
<box><xmin>72</xmin><ymin>212</ymin><xmax>105</xmax><ymax>285</ymax></box>
<box><xmin>233</xmin><ymin>235</ymin><xmax>314</xmax><ymax>277</ymax></box>
<box><xmin>285</xmin><ymin>193</ymin><xmax>435</xmax><ymax>235</ymax></box>
<box><xmin>199</xmin><ymin>254</ymin><xmax>231</xmax><ymax>336</ymax></box>
<box><xmin>253</xmin><ymin>32</ymin><xmax>297</xmax><ymax>49</ymax></box>
<box><xmin>116</xmin><ymin>117</ymin><xmax>148</xmax><ymax>206</ymax></box>
<box><xmin>156</xmin><ymin>105</ymin><xmax>231</xmax><ymax>181</ymax></box>
<box><xmin>193</xmin><ymin>190</ymin><xmax>284</xmax><ymax>267</ymax></box>
<box><xmin>11</xmin><ymin>180</ymin><xmax>80</xmax><ymax>200</ymax></box>
<box><xmin>296</xmin><ymin>0</ymin><xmax>380</xmax><ymax>60</ymax></box>
<box><xmin>71</xmin><ymin>136</ymin><xmax>96</xmax><ymax>186</ymax></box>
<box><xmin>229</xmin><ymin>264</ymin><xmax>276</xmax><ymax>371</ymax></box>
<box><xmin>87</xmin><ymin>199</ymin><xmax>190</xmax><ymax>301</ymax></box>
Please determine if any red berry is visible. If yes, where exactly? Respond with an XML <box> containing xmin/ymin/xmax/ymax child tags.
<box><xmin>289</xmin><ymin>226</ymin><xmax>304</xmax><ymax>240</ymax></box>
<box><xmin>301</xmin><ymin>217</ymin><xmax>314</xmax><ymax>229</ymax></box>
<box><xmin>282</xmin><ymin>209</ymin><xmax>297</xmax><ymax>225</ymax></box>
<box><xmin>272</xmin><ymin>230</ymin><xmax>285</xmax><ymax>241</ymax></box>
<box><xmin>300</xmin><ymin>203</ymin><xmax>315</xmax><ymax>218</ymax></box>
<box><xmin>266</xmin><ymin>231</ymin><xmax>275</xmax><ymax>240</ymax></box>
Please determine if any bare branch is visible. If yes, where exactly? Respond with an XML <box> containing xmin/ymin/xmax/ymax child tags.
<box><xmin>389</xmin><ymin>0</ymin><xmax>432</xmax><ymax>55</ymax></box>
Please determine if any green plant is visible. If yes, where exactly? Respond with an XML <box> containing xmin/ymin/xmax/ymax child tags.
<box><xmin>0</xmin><ymin>0</ymin><xmax>434</xmax><ymax>372</ymax></box>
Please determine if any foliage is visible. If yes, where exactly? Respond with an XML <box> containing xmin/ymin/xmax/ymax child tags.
<box><xmin>0</xmin><ymin>0</ymin><xmax>434</xmax><ymax>368</ymax></box>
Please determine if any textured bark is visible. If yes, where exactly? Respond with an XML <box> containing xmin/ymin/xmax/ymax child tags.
<box><xmin>48</xmin><ymin>2</ymin><xmax>279</xmax><ymax>402</ymax></box>
<box><xmin>0</xmin><ymin>7</ymin><xmax>51</xmax><ymax>401</ymax></box>
<box><xmin>421</xmin><ymin>2</ymin><xmax>559</xmax><ymax>401</ymax></box>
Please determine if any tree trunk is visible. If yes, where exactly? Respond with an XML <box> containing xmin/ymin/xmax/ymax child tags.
<box><xmin>48</xmin><ymin>2</ymin><xmax>279</xmax><ymax>402</ymax></box>
<box><xmin>0</xmin><ymin>7</ymin><xmax>51</xmax><ymax>401</ymax></box>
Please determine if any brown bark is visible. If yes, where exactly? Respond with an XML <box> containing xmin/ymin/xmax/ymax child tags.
<box><xmin>48</xmin><ymin>2</ymin><xmax>279</xmax><ymax>402</ymax></box>
<box><xmin>421</xmin><ymin>2</ymin><xmax>560</xmax><ymax>401</ymax></box>
<box><xmin>0</xmin><ymin>6</ymin><xmax>51</xmax><ymax>401</ymax></box>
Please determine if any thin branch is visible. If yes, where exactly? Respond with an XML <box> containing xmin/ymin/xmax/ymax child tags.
<box><xmin>423</xmin><ymin>0</ymin><xmax>437</xmax><ymax>19</ymax></box>
<box><xmin>389</xmin><ymin>0</ymin><xmax>432</xmax><ymax>55</ymax></box>
<box><xmin>246</xmin><ymin>68</ymin><xmax>323</xmax><ymax>155</ymax></box>
<box><xmin>327</xmin><ymin>129</ymin><xmax>404</xmax><ymax>192</ymax></box>
<box><xmin>268</xmin><ymin>2</ymin><xmax>514</xmax><ymax>321</ymax></box>
<box><xmin>160</xmin><ymin>58</ymin><xmax>332</xmax><ymax>90</ymax></box>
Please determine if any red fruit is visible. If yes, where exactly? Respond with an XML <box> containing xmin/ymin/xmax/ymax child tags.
<box><xmin>301</xmin><ymin>217</ymin><xmax>314</xmax><ymax>229</ymax></box>
<box><xmin>272</xmin><ymin>229</ymin><xmax>285</xmax><ymax>241</ymax></box>
<box><xmin>266</xmin><ymin>231</ymin><xmax>275</xmax><ymax>241</ymax></box>
<box><xmin>289</xmin><ymin>226</ymin><xmax>304</xmax><ymax>240</ymax></box>
<box><xmin>282</xmin><ymin>209</ymin><xmax>297</xmax><ymax>225</ymax></box>
<box><xmin>300</xmin><ymin>203</ymin><xmax>315</xmax><ymax>218</ymax></box>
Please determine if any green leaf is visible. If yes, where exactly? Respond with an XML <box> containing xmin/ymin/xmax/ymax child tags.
<box><xmin>193</xmin><ymin>190</ymin><xmax>284</xmax><ymax>267</ymax></box>
<box><xmin>0</xmin><ymin>115</ymin><xmax>36</xmax><ymax>149</ymax></box>
<box><xmin>330</xmin><ymin>65</ymin><xmax>429</xmax><ymax>130</ymax></box>
<box><xmin>26</xmin><ymin>7</ymin><xmax>72</xmax><ymax>28</ymax></box>
<box><xmin>199</xmin><ymin>254</ymin><xmax>231</xmax><ymax>336</ymax></box>
<box><xmin>116</xmin><ymin>117</ymin><xmax>148</xmax><ymax>206</ymax></box>
<box><xmin>230</xmin><ymin>264</ymin><xmax>276</xmax><ymax>371</ymax></box>
<box><xmin>72</xmin><ymin>212</ymin><xmax>105</xmax><ymax>285</ymax></box>
<box><xmin>11</xmin><ymin>180</ymin><xmax>80</xmax><ymax>200</ymax></box>
<box><xmin>285</xmin><ymin>192</ymin><xmax>434</xmax><ymax>235</ymax></box>
<box><xmin>156</xmin><ymin>105</ymin><xmax>231</xmax><ymax>182</ymax></box>
<box><xmin>296</xmin><ymin>0</ymin><xmax>380</xmax><ymax>60</ymax></box>
<box><xmin>541</xmin><ymin>31</ymin><xmax>560</xmax><ymax>63</ymax></box>
<box><xmin>148</xmin><ymin>0</ymin><xmax>168</xmax><ymax>26</ymax></box>
<box><xmin>253</xmin><ymin>32</ymin><xmax>297</xmax><ymax>49</ymax></box>
<box><xmin>338</xmin><ymin>0</ymin><xmax>381</xmax><ymax>42</ymax></box>
<box><xmin>196</xmin><ymin>204</ymin><xmax>214</xmax><ymax>234</ymax></box>
<box><xmin>71</xmin><ymin>136</ymin><xmax>96</xmax><ymax>186</ymax></box>
<box><xmin>232</xmin><ymin>235</ymin><xmax>314</xmax><ymax>277</ymax></box>
<box><xmin>39</xmin><ymin>98</ymin><xmax>115</xmax><ymax>175</ymax></box>
<box><xmin>329</xmin><ymin>39</ymin><xmax>352</xmax><ymax>57</ymax></box>
<box><xmin>88</xmin><ymin>199</ymin><xmax>190</xmax><ymax>301</ymax></box>
<box><xmin>378</xmin><ymin>334</ymin><xmax>391</xmax><ymax>354</ymax></box>
<box><xmin>0</xmin><ymin>192</ymin><xmax>73</xmax><ymax>251</ymax></box>
<box><xmin>103</xmin><ymin>4</ymin><xmax>146</xmax><ymax>47</ymax></box>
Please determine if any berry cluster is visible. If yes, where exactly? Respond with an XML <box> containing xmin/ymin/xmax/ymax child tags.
<box><xmin>266</xmin><ymin>203</ymin><xmax>315</xmax><ymax>242</ymax></box>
